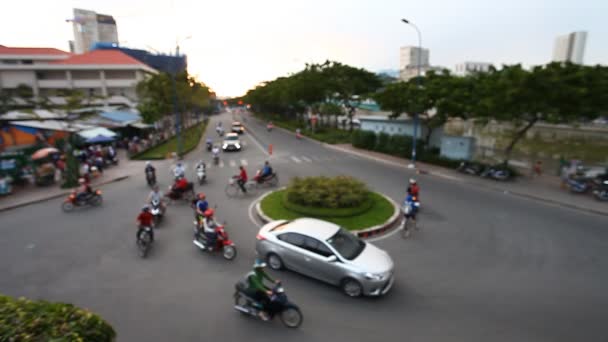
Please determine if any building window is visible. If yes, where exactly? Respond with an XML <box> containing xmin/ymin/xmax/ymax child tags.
<box><xmin>2</xmin><ymin>60</ymin><xmax>17</xmax><ymax>64</ymax></box>
<box><xmin>22</xmin><ymin>60</ymin><xmax>33</xmax><ymax>65</ymax></box>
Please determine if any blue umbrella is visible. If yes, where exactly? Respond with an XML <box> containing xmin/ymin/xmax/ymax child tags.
<box><xmin>86</xmin><ymin>134</ymin><xmax>115</xmax><ymax>144</ymax></box>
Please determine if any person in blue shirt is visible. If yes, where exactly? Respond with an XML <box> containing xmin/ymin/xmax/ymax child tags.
<box><xmin>256</xmin><ymin>161</ymin><xmax>273</xmax><ymax>183</ymax></box>
<box><xmin>193</xmin><ymin>193</ymin><xmax>209</xmax><ymax>228</ymax></box>
<box><xmin>403</xmin><ymin>189</ymin><xmax>420</xmax><ymax>235</ymax></box>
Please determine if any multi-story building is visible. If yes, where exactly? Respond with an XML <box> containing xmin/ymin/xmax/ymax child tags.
<box><xmin>0</xmin><ymin>46</ymin><xmax>156</xmax><ymax>108</ymax></box>
<box><xmin>91</xmin><ymin>42</ymin><xmax>187</xmax><ymax>74</ymax></box>
<box><xmin>400</xmin><ymin>46</ymin><xmax>429</xmax><ymax>71</ymax></box>
<box><xmin>552</xmin><ymin>31</ymin><xmax>587</xmax><ymax>64</ymax></box>
<box><xmin>454</xmin><ymin>62</ymin><xmax>493</xmax><ymax>76</ymax></box>
<box><xmin>70</xmin><ymin>8</ymin><xmax>119</xmax><ymax>54</ymax></box>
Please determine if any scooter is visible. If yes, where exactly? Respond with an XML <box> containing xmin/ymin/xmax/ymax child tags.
<box><xmin>151</xmin><ymin>199</ymin><xmax>164</xmax><ymax>226</ymax></box>
<box><xmin>234</xmin><ymin>282</ymin><xmax>303</xmax><ymax>328</ymax></box>
<box><xmin>267</xmin><ymin>123</ymin><xmax>273</xmax><ymax>132</ymax></box>
<box><xmin>592</xmin><ymin>180</ymin><xmax>608</xmax><ymax>201</ymax></box>
<box><xmin>457</xmin><ymin>161</ymin><xmax>484</xmax><ymax>176</ymax></box>
<box><xmin>566</xmin><ymin>177</ymin><xmax>591</xmax><ymax>193</ymax></box>
<box><xmin>254</xmin><ymin>170</ymin><xmax>279</xmax><ymax>187</ymax></box>
<box><xmin>136</xmin><ymin>226</ymin><xmax>153</xmax><ymax>258</ymax></box>
<box><xmin>62</xmin><ymin>189</ymin><xmax>103</xmax><ymax>212</ymax></box>
<box><xmin>146</xmin><ymin>171</ymin><xmax>156</xmax><ymax>187</ymax></box>
<box><xmin>206</xmin><ymin>141</ymin><xmax>213</xmax><ymax>152</ymax></box>
<box><xmin>192</xmin><ymin>221</ymin><xmax>237</xmax><ymax>260</ymax></box>
<box><xmin>196</xmin><ymin>164</ymin><xmax>207</xmax><ymax>185</ymax></box>
<box><xmin>213</xmin><ymin>153</ymin><xmax>220</xmax><ymax>166</ymax></box>
<box><xmin>480</xmin><ymin>165</ymin><xmax>511</xmax><ymax>181</ymax></box>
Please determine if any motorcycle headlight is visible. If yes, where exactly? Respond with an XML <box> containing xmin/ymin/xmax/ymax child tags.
<box><xmin>364</xmin><ymin>272</ymin><xmax>383</xmax><ymax>281</ymax></box>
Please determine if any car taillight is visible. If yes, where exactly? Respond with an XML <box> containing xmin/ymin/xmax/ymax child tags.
<box><xmin>256</xmin><ymin>234</ymin><xmax>266</xmax><ymax>241</ymax></box>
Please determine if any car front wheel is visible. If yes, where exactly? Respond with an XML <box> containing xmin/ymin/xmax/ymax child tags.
<box><xmin>341</xmin><ymin>278</ymin><xmax>363</xmax><ymax>297</ymax></box>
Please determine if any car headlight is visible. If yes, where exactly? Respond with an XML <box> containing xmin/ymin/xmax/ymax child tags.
<box><xmin>235</xmin><ymin>143</ymin><xmax>240</xmax><ymax>148</ymax></box>
<box><xmin>364</xmin><ymin>272</ymin><xmax>383</xmax><ymax>281</ymax></box>
<box><xmin>222</xmin><ymin>144</ymin><xmax>228</xmax><ymax>149</ymax></box>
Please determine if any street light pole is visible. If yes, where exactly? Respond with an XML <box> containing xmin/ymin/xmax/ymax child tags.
<box><xmin>401</xmin><ymin>18</ymin><xmax>422</xmax><ymax>169</ymax></box>
<box><xmin>172</xmin><ymin>36</ymin><xmax>191</xmax><ymax>157</ymax></box>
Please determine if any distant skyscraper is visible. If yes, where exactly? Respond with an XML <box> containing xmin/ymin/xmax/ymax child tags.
<box><xmin>400</xmin><ymin>46</ymin><xmax>429</xmax><ymax>70</ymax></box>
<box><xmin>71</xmin><ymin>8</ymin><xmax>118</xmax><ymax>54</ymax></box>
<box><xmin>552</xmin><ymin>31</ymin><xmax>587</xmax><ymax>64</ymax></box>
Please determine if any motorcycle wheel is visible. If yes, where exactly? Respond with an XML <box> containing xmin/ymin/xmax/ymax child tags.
<box><xmin>223</xmin><ymin>245</ymin><xmax>237</xmax><ymax>260</ymax></box>
<box><xmin>62</xmin><ymin>202</ymin><xmax>74</xmax><ymax>212</ymax></box>
<box><xmin>280</xmin><ymin>306</ymin><xmax>303</xmax><ymax>328</ymax></box>
<box><xmin>138</xmin><ymin>241</ymin><xmax>149</xmax><ymax>258</ymax></box>
<box><xmin>91</xmin><ymin>195</ymin><xmax>103</xmax><ymax>206</ymax></box>
<box><xmin>269</xmin><ymin>175</ymin><xmax>279</xmax><ymax>186</ymax></box>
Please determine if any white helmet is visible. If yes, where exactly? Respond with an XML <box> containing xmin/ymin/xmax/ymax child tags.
<box><xmin>146</xmin><ymin>161</ymin><xmax>151</xmax><ymax>166</ymax></box>
<box><xmin>409</xmin><ymin>178</ymin><xmax>416</xmax><ymax>184</ymax></box>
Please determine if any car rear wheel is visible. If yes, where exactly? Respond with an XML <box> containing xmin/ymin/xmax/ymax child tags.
<box><xmin>341</xmin><ymin>278</ymin><xmax>363</xmax><ymax>297</ymax></box>
<box><xmin>267</xmin><ymin>253</ymin><xmax>284</xmax><ymax>270</ymax></box>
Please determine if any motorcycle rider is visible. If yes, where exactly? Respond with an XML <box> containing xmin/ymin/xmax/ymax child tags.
<box><xmin>194</xmin><ymin>192</ymin><xmax>209</xmax><ymax>227</ymax></box>
<box><xmin>267</xmin><ymin>121</ymin><xmax>273</xmax><ymax>131</ymax></box>
<box><xmin>171</xmin><ymin>176</ymin><xmax>190</xmax><ymax>198</ymax></box>
<box><xmin>173</xmin><ymin>162</ymin><xmax>186</xmax><ymax>180</ymax></box>
<box><xmin>136</xmin><ymin>205</ymin><xmax>155</xmax><ymax>243</ymax></box>
<box><xmin>403</xmin><ymin>189</ymin><xmax>420</xmax><ymax>232</ymax></box>
<box><xmin>212</xmin><ymin>144</ymin><xmax>220</xmax><ymax>158</ymax></box>
<box><xmin>195</xmin><ymin>160</ymin><xmax>206</xmax><ymax>176</ymax></box>
<box><xmin>407</xmin><ymin>178</ymin><xmax>420</xmax><ymax>198</ymax></box>
<box><xmin>202</xmin><ymin>208</ymin><xmax>219</xmax><ymax>250</ymax></box>
<box><xmin>75</xmin><ymin>178</ymin><xmax>92</xmax><ymax>202</ymax></box>
<box><xmin>206</xmin><ymin>137</ymin><xmax>213</xmax><ymax>150</ymax></box>
<box><xmin>146</xmin><ymin>184</ymin><xmax>166</xmax><ymax>213</ymax></box>
<box><xmin>244</xmin><ymin>259</ymin><xmax>279</xmax><ymax>320</ymax></box>
<box><xmin>236</xmin><ymin>165</ymin><xmax>248</xmax><ymax>193</ymax></box>
<box><xmin>255</xmin><ymin>161</ymin><xmax>273</xmax><ymax>183</ymax></box>
<box><xmin>145</xmin><ymin>161</ymin><xmax>156</xmax><ymax>183</ymax></box>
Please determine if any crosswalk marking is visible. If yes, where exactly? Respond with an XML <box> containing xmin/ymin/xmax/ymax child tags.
<box><xmin>240</xmin><ymin>159</ymin><xmax>248</xmax><ymax>166</ymax></box>
<box><xmin>219</xmin><ymin>160</ymin><xmax>225</xmax><ymax>168</ymax></box>
<box><xmin>229</xmin><ymin>160</ymin><xmax>236</xmax><ymax>167</ymax></box>
<box><xmin>290</xmin><ymin>156</ymin><xmax>302</xmax><ymax>163</ymax></box>
<box><xmin>301</xmin><ymin>156</ymin><xmax>312</xmax><ymax>162</ymax></box>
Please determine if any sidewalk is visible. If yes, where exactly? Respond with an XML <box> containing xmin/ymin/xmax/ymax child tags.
<box><xmin>0</xmin><ymin>151</ymin><xmax>143</xmax><ymax>212</ymax></box>
<box><xmin>328</xmin><ymin>144</ymin><xmax>608</xmax><ymax>217</ymax></box>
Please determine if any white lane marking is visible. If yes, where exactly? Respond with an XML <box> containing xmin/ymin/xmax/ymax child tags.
<box><xmin>311</xmin><ymin>156</ymin><xmax>323</xmax><ymax>162</ymax></box>
<box><xmin>248</xmin><ymin>194</ymin><xmax>266</xmax><ymax>228</ymax></box>
<box><xmin>291</xmin><ymin>156</ymin><xmax>302</xmax><ymax>163</ymax></box>
<box><xmin>219</xmin><ymin>160</ymin><xmax>225</xmax><ymax>168</ymax></box>
<box><xmin>301</xmin><ymin>156</ymin><xmax>312</xmax><ymax>162</ymax></box>
<box><xmin>240</xmin><ymin>159</ymin><xmax>248</xmax><ymax>166</ymax></box>
<box><xmin>229</xmin><ymin>160</ymin><xmax>236</xmax><ymax>167</ymax></box>
<box><xmin>366</xmin><ymin>219</ymin><xmax>405</xmax><ymax>242</ymax></box>
<box><xmin>245</xmin><ymin>131</ymin><xmax>269</xmax><ymax>155</ymax></box>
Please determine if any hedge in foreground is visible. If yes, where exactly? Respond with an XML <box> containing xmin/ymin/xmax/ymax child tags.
<box><xmin>286</xmin><ymin>176</ymin><xmax>369</xmax><ymax>209</ymax></box>
<box><xmin>0</xmin><ymin>295</ymin><xmax>116</xmax><ymax>341</ymax></box>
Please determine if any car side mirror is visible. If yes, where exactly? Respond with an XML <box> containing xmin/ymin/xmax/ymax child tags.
<box><xmin>327</xmin><ymin>255</ymin><xmax>338</xmax><ymax>262</ymax></box>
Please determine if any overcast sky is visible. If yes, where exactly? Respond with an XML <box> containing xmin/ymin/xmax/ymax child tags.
<box><xmin>1</xmin><ymin>0</ymin><xmax>606</xmax><ymax>96</ymax></box>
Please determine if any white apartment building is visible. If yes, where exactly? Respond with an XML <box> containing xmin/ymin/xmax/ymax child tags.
<box><xmin>0</xmin><ymin>46</ymin><xmax>156</xmax><ymax>108</ymax></box>
<box><xmin>400</xmin><ymin>46</ymin><xmax>429</xmax><ymax>70</ymax></box>
<box><xmin>454</xmin><ymin>62</ymin><xmax>493</xmax><ymax>76</ymax></box>
<box><xmin>70</xmin><ymin>8</ymin><xmax>119</xmax><ymax>54</ymax></box>
<box><xmin>552</xmin><ymin>31</ymin><xmax>587</xmax><ymax>64</ymax></box>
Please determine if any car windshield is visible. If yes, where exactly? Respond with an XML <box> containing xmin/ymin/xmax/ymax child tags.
<box><xmin>232</xmin><ymin>124</ymin><xmax>242</xmax><ymax>128</ymax></box>
<box><xmin>225</xmin><ymin>136</ymin><xmax>238</xmax><ymax>141</ymax></box>
<box><xmin>326</xmin><ymin>228</ymin><xmax>365</xmax><ymax>260</ymax></box>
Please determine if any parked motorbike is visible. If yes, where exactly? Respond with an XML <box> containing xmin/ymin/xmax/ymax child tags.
<box><xmin>457</xmin><ymin>161</ymin><xmax>485</xmax><ymax>176</ymax></box>
<box><xmin>151</xmin><ymin>199</ymin><xmax>164</xmax><ymax>226</ymax></box>
<box><xmin>592</xmin><ymin>180</ymin><xmax>608</xmax><ymax>201</ymax></box>
<box><xmin>105</xmin><ymin>155</ymin><xmax>119</xmax><ymax>166</ymax></box>
<box><xmin>192</xmin><ymin>221</ymin><xmax>237</xmax><ymax>260</ymax></box>
<box><xmin>480</xmin><ymin>165</ymin><xmax>511</xmax><ymax>181</ymax></box>
<box><xmin>62</xmin><ymin>189</ymin><xmax>103</xmax><ymax>212</ymax></box>
<box><xmin>196</xmin><ymin>164</ymin><xmax>207</xmax><ymax>185</ymax></box>
<box><xmin>137</xmin><ymin>226</ymin><xmax>153</xmax><ymax>258</ymax></box>
<box><xmin>566</xmin><ymin>177</ymin><xmax>592</xmax><ymax>193</ymax></box>
<box><xmin>234</xmin><ymin>282</ymin><xmax>302</xmax><ymax>328</ymax></box>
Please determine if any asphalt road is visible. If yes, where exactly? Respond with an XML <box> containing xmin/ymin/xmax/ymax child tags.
<box><xmin>1</xmin><ymin>111</ymin><xmax>607</xmax><ymax>342</ymax></box>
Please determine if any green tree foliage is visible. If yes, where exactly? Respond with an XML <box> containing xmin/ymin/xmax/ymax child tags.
<box><xmin>136</xmin><ymin>72</ymin><xmax>211</xmax><ymax>124</ymax></box>
<box><xmin>64</xmin><ymin>89</ymin><xmax>85</xmax><ymax>112</ymax></box>
<box><xmin>0</xmin><ymin>294</ymin><xmax>116</xmax><ymax>341</ymax></box>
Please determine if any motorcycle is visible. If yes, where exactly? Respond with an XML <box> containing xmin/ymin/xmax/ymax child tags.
<box><xmin>402</xmin><ymin>199</ymin><xmax>420</xmax><ymax>237</ymax></box>
<box><xmin>234</xmin><ymin>282</ymin><xmax>303</xmax><ymax>328</ymax></box>
<box><xmin>213</xmin><ymin>153</ymin><xmax>220</xmax><ymax>166</ymax></box>
<box><xmin>267</xmin><ymin>124</ymin><xmax>273</xmax><ymax>132</ymax></box>
<box><xmin>62</xmin><ymin>189</ymin><xmax>103</xmax><ymax>212</ymax></box>
<box><xmin>457</xmin><ymin>161</ymin><xmax>485</xmax><ymax>176</ymax></box>
<box><xmin>254</xmin><ymin>170</ymin><xmax>279</xmax><ymax>187</ymax></box>
<box><xmin>480</xmin><ymin>165</ymin><xmax>511</xmax><ymax>181</ymax></box>
<box><xmin>206</xmin><ymin>141</ymin><xmax>213</xmax><ymax>152</ymax></box>
<box><xmin>151</xmin><ymin>199</ymin><xmax>164</xmax><ymax>226</ymax></box>
<box><xmin>196</xmin><ymin>164</ymin><xmax>207</xmax><ymax>185</ymax></box>
<box><xmin>146</xmin><ymin>171</ymin><xmax>156</xmax><ymax>187</ymax></box>
<box><xmin>166</xmin><ymin>183</ymin><xmax>195</xmax><ymax>202</ymax></box>
<box><xmin>104</xmin><ymin>155</ymin><xmax>119</xmax><ymax>166</ymax></box>
<box><xmin>137</xmin><ymin>226</ymin><xmax>153</xmax><ymax>258</ymax></box>
<box><xmin>566</xmin><ymin>177</ymin><xmax>591</xmax><ymax>193</ymax></box>
<box><xmin>192</xmin><ymin>221</ymin><xmax>237</xmax><ymax>260</ymax></box>
<box><xmin>592</xmin><ymin>180</ymin><xmax>608</xmax><ymax>201</ymax></box>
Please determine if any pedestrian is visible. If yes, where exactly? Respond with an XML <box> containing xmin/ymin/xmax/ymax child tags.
<box><xmin>533</xmin><ymin>160</ymin><xmax>543</xmax><ymax>178</ymax></box>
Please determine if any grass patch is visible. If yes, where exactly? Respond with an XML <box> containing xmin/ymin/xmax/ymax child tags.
<box><xmin>133</xmin><ymin>121</ymin><xmax>207</xmax><ymax>160</ymax></box>
<box><xmin>261</xmin><ymin>190</ymin><xmax>395</xmax><ymax>231</ymax></box>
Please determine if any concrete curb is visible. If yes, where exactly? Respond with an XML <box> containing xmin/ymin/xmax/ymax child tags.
<box><xmin>253</xmin><ymin>188</ymin><xmax>402</xmax><ymax>239</ymax></box>
<box><xmin>325</xmin><ymin>144</ymin><xmax>608</xmax><ymax>217</ymax></box>
<box><xmin>0</xmin><ymin>175</ymin><xmax>131</xmax><ymax>213</ymax></box>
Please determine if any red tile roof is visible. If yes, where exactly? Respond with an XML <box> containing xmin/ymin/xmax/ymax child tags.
<box><xmin>51</xmin><ymin>50</ymin><xmax>146</xmax><ymax>66</ymax></box>
<box><xmin>0</xmin><ymin>46</ymin><xmax>70</xmax><ymax>55</ymax></box>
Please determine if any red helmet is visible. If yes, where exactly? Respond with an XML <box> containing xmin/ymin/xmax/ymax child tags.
<box><xmin>203</xmin><ymin>208</ymin><xmax>214</xmax><ymax>217</ymax></box>
<box><xmin>197</xmin><ymin>192</ymin><xmax>206</xmax><ymax>200</ymax></box>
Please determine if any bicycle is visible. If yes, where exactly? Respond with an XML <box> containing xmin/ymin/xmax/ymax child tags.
<box><xmin>225</xmin><ymin>177</ymin><xmax>257</xmax><ymax>197</ymax></box>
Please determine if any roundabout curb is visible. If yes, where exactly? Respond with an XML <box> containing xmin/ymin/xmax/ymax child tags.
<box><xmin>253</xmin><ymin>188</ymin><xmax>402</xmax><ymax>239</ymax></box>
